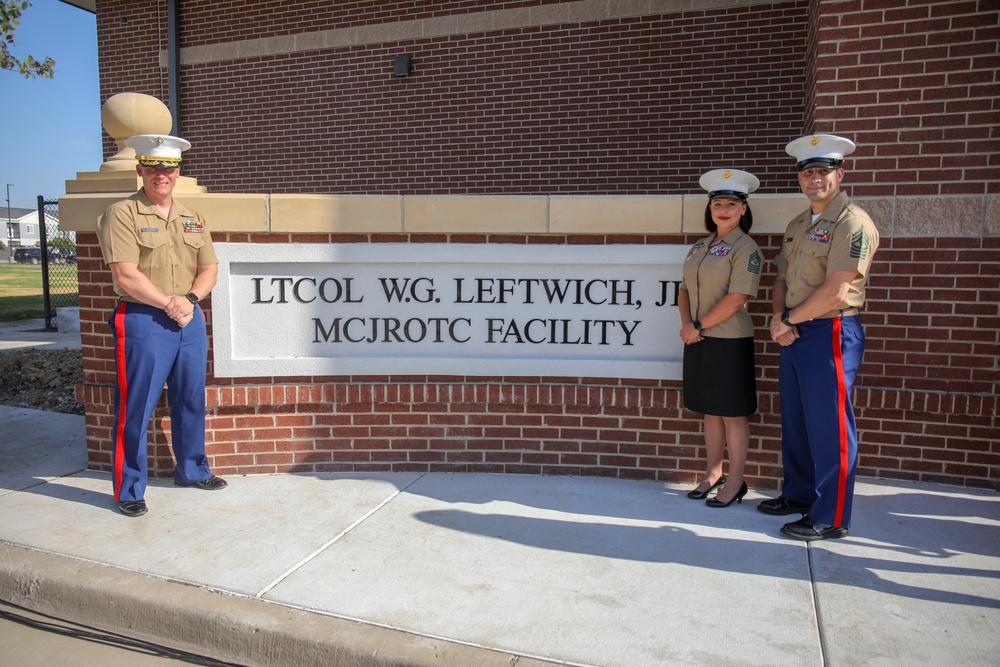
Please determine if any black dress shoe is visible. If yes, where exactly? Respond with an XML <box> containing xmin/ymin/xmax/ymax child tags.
<box><xmin>686</xmin><ymin>474</ymin><xmax>726</xmax><ymax>500</ymax></box>
<box><xmin>757</xmin><ymin>495</ymin><xmax>812</xmax><ymax>516</ymax></box>
<box><xmin>118</xmin><ymin>500</ymin><xmax>148</xmax><ymax>517</ymax></box>
<box><xmin>706</xmin><ymin>481</ymin><xmax>748</xmax><ymax>508</ymax></box>
<box><xmin>174</xmin><ymin>475</ymin><xmax>228</xmax><ymax>490</ymax></box>
<box><xmin>780</xmin><ymin>516</ymin><xmax>848</xmax><ymax>542</ymax></box>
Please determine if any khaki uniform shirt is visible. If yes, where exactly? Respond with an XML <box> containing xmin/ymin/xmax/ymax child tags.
<box><xmin>681</xmin><ymin>227</ymin><xmax>762</xmax><ymax>338</ymax></box>
<box><xmin>97</xmin><ymin>189</ymin><xmax>217</xmax><ymax>303</ymax></box>
<box><xmin>776</xmin><ymin>191</ymin><xmax>879</xmax><ymax>315</ymax></box>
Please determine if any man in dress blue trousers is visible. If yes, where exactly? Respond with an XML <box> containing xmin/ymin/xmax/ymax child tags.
<box><xmin>96</xmin><ymin>134</ymin><xmax>227</xmax><ymax>517</ymax></box>
<box><xmin>760</xmin><ymin>134</ymin><xmax>880</xmax><ymax>541</ymax></box>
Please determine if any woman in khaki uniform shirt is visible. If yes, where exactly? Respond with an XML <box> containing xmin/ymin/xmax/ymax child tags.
<box><xmin>678</xmin><ymin>169</ymin><xmax>762</xmax><ymax>508</ymax></box>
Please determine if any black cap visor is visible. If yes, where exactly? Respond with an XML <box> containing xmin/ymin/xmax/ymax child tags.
<box><xmin>708</xmin><ymin>190</ymin><xmax>748</xmax><ymax>201</ymax></box>
<box><xmin>796</xmin><ymin>157</ymin><xmax>844</xmax><ymax>171</ymax></box>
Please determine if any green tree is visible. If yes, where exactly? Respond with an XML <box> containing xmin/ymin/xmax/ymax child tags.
<box><xmin>1</xmin><ymin>1</ymin><xmax>54</xmax><ymax>78</ymax></box>
<box><xmin>48</xmin><ymin>236</ymin><xmax>75</xmax><ymax>253</ymax></box>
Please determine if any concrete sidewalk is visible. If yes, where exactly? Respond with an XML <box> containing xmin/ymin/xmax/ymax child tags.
<box><xmin>0</xmin><ymin>313</ymin><xmax>81</xmax><ymax>351</ymax></box>
<box><xmin>0</xmin><ymin>321</ymin><xmax>998</xmax><ymax>665</ymax></box>
<box><xmin>1</xmin><ymin>405</ymin><xmax>998</xmax><ymax>666</ymax></box>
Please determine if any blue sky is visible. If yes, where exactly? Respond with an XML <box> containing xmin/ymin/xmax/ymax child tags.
<box><xmin>1</xmin><ymin>0</ymin><xmax>100</xmax><ymax>211</ymax></box>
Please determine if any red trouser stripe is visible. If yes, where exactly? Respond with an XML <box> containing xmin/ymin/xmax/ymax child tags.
<box><xmin>112</xmin><ymin>304</ymin><xmax>129</xmax><ymax>501</ymax></box>
<box><xmin>831</xmin><ymin>318</ymin><xmax>849</xmax><ymax>527</ymax></box>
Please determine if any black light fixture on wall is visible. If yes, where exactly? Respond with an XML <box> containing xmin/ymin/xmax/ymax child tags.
<box><xmin>393</xmin><ymin>54</ymin><xmax>413</xmax><ymax>77</ymax></box>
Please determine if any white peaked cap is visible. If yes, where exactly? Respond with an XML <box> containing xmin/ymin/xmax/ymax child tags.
<box><xmin>125</xmin><ymin>134</ymin><xmax>191</xmax><ymax>167</ymax></box>
<box><xmin>785</xmin><ymin>134</ymin><xmax>856</xmax><ymax>170</ymax></box>
<box><xmin>699</xmin><ymin>168</ymin><xmax>760</xmax><ymax>200</ymax></box>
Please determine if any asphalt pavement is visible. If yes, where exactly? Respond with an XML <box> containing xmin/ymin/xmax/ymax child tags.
<box><xmin>0</xmin><ymin>318</ymin><xmax>998</xmax><ymax>666</ymax></box>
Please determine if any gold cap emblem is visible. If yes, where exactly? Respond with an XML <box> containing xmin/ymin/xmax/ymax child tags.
<box><xmin>723</xmin><ymin>170</ymin><xmax>732</xmax><ymax>179</ymax></box>
<box><xmin>810</xmin><ymin>136</ymin><xmax>822</xmax><ymax>146</ymax></box>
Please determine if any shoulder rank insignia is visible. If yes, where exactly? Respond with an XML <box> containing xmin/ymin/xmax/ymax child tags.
<box><xmin>747</xmin><ymin>250</ymin><xmax>761</xmax><ymax>275</ymax></box>
<box><xmin>850</xmin><ymin>226</ymin><xmax>871</xmax><ymax>260</ymax></box>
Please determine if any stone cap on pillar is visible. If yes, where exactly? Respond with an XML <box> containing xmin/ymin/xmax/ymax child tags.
<box><xmin>59</xmin><ymin>92</ymin><xmax>205</xmax><ymax>231</ymax></box>
<box><xmin>100</xmin><ymin>93</ymin><xmax>175</xmax><ymax>172</ymax></box>
<box><xmin>60</xmin><ymin>93</ymin><xmax>206</xmax><ymax>231</ymax></box>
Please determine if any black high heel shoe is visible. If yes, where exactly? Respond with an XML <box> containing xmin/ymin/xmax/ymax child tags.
<box><xmin>706</xmin><ymin>481</ymin><xmax>748</xmax><ymax>508</ymax></box>
<box><xmin>686</xmin><ymin>474</ymin><xmax>726</xmax><ymax>500</ymax></box>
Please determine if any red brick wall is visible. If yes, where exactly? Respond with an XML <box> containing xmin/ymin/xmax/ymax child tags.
<box><xmin>812</xmin><ymin>0</ymin><xmax>1000</xmax><ymax>196</ymax></box>
<box><xmin>96</xmin><ymin>0</ymin><xmax>168</xmax><ymax>115</ymax></box>
<box><xmin>855</xmin><ymin>235</ymin><xmax>999</xmax><ymax>486</ymax></box>
<box><xmin>95</xmin><ymin>0</ymin><xmax>999</xmax><ymax>196</ymax></box>
<box><xmin>97</xmin><ymin>0</ymin><xmax>811</xmax><ymax>195</ymax></box>
<box><xmin>179</xmin><ymin>1</ymin><xmax>570</xmax><ymax>46</ymax></box>
<box><xmin>802</xmin><ymin>0</ymin><xmax>820</xmax><ymax>133</ymax></box>
<box><xmin>84</xmin><ymin>0</ymin><xmax>1000</xmax><ymax>490</ymax></box>
<box><xmin>75</xmin><ymin>231</ymin><xmax>1000</xmax><ymax>490</ymax></box>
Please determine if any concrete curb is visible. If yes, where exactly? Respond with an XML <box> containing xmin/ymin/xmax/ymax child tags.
<box><xmin>0</xmin><ymin>542</ymin><xmax>554</xmax><ymax>667</ymax></box>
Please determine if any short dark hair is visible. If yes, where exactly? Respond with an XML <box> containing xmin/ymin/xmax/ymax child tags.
<box><xmin>704</xmin><ymin>202</ymin><xmax>754</xmax><ymax>234</ymax></box>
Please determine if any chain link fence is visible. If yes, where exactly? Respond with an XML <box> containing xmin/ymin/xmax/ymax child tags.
<box><xmin>38</xmin><ymin>197</ymin><xmax>79</xmax><ymax>331</ymax></box>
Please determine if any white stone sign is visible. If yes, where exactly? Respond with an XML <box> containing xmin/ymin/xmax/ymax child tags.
<box><xmin>212</xmin><ymin>243</ymin><xmax>689</xmax><ymax>379</ymax></box>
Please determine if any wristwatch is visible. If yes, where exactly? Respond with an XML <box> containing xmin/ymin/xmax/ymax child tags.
<box><xmin>781</xmin><ymin>308</ymin><xmax>793</xmax><ymax>327</ymax></box>
<box><xmin>693</xmin><ymin>320</ymin><xmax>703</xmax><ymax>332</ymax></box>
<box><xmin>185</xmin><ymin>292</ymin><xmax>199</xmax><ymax>305</ymax></box>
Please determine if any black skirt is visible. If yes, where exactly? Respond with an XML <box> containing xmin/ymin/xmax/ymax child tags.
<box><xmin>682</xmin><ymin>336</ymin><xmax>757</xmax><ymax>417</ymax></box>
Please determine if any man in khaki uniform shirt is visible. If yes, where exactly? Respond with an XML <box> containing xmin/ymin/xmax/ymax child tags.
<box><xmin>758</xmin><ymin>134</ymin><xmax>879</xmax><ymax>541</ymax></box>
<box><xmin>96</xmin><ymin>134</ymin><xmax>226</xmax><ymax>518</ymax></box>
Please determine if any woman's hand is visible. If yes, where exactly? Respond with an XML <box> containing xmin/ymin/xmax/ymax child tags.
<box><xmin>680</xmin><ymin>322</ymin><xmax>704</xmax><ymax>345</ymax></box>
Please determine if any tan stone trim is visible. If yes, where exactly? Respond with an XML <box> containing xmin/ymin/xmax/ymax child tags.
<box><xmin>682</xmin><ymin>193</ymin><xmax>807</xmax><ymax>235</ymax></box>
<box><xmin>183</xmin><ymin>194</ymin><xmax>270</xmax><ymax>232</ymax></box>
<box><xmin>59</xmin><ymin>176</ymin><xmax>984</xmax><ymax>238</ymax></box>
<box><xmin>270</xmin><ymin>194</ymin><xmax>402</xmax><ymax>233</ymax></box>
<box><xmin>57</xmin><ymin>190</ymin><xmax>801</xmax><ymax>235</ymax></box>
<box><xmin>856</xmin><ymin>195</ymin><xmax>1000</xmax><ymax>239</ymax></box>
<box><xmin>986</xmin><ymin>195</ymin><xmax>1000</xmax><ymax>237</ymax></box>
<box><xmin>403</xmin><ymin>195</ymin><xmax>549</xmax><ymax>233</ymax></box>
<box><xmin>551</xmin><ymin>195</ymin><xmax>683</xmax><ymax>234</ymax></box>
<box><xmin>168</xmin><ymin>0</ymin><xmax>778</xmax><ymax>67</ymax></box>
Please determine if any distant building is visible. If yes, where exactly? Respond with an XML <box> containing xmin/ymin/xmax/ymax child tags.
<box><xmin>3</xmin><ymin>206</ymin><xmax>70</xmax><ymax>260</ymax></box>
<box><xmin>3</xmin><ymin>208</ymin><xmax>41</xmax><ymax>252</ymax></box>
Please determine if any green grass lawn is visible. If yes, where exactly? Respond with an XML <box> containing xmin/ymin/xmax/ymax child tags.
<box><xmin>0</xmin><ymin>263</ymin><xmax>79</xmax><ymax>322</ymax></box>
